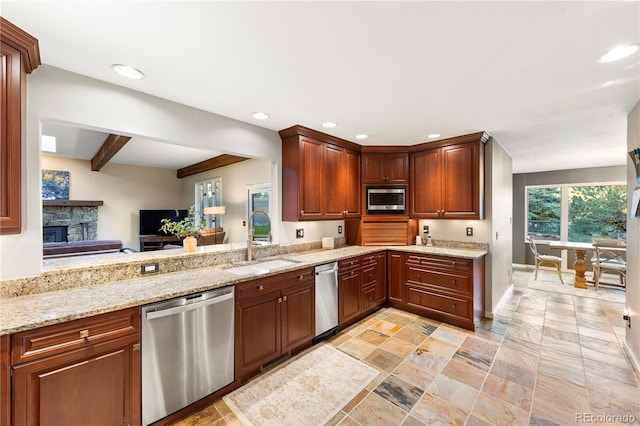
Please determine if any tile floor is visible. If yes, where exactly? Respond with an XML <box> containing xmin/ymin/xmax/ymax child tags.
<box><xmin>174</xmin><ymin>268</ymin><xmax>639</xmax><ymax>425</ymax></box>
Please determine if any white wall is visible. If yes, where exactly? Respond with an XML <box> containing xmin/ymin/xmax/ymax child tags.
<box><xmin>625</xmin><ymin>101</ymin><xmax>640</xmax><ymax>372</ymax></box>
<box><xmin>1</xmin><ymin>65</ymin><xmax>281</xmax><ymax>280</ymax></box>
<box><xmin>42</xmin><ymin>156</ymin><xmax>183</xmax><ymax>249</ymax></box>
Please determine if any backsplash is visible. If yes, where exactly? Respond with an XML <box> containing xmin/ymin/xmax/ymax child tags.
<box><xmin>0</xmin><ymin>238</ymin><xmax>347</xmax><ymax>298</ymax></box>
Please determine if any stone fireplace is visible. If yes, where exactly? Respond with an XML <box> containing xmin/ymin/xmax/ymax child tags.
<box><xmin>42</xmin><ymin>205</ymin><xmax>99</xmax><ymax>242</ymax></box>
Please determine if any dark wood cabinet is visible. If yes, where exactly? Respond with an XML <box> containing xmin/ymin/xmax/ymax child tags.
<box><xmin>338</xmin><ymin>254</ymin><xmax>387</xmax><ymax>327</ymax></box>
<box><xmin>10</xmin><ymin>307</ymin><xmax>140</xmax><ymax>426</ymax></box>
<box><xmin>393</xmin><ymin>253</ymin><xmax>484</xmax><ymax>330</ymax></box>
<box><xmin>360</xmin><ymin>253</ymin><xmax>386</xmax><ymax>312</ymax></box>
<box><xmin>280</xmin><ymin>125</ymin><xmax>361</xmax><ymax>221</ymax></box>
<box><xmin>140</xmin><ymin>235</ymin><xmax>182</xmax><ymax>251</ymax></box>
<box><xmin>362</xmin><ymin>152</ymin><xmax>409</xmax><ymax>184</ymax></box>
<box><xmin>0</xmin><ymin>18</ymin><xmax>41</xmax><ymax>235</ymax></box>
<box><xmin>235</xmin><ymin>268</ymin><xmax>314</xmax><ymax>381</ymax></box>
<box><xmin>410</xmin><ymin>133</ymin><xmax>488</xmax><ymax>220</ymax></box>
<box><xmin>338</xmin><ymin>258</ymin><xmax>362</xmax><ymax>326</ymax></box>
<box><xmin>387</xmin><ymin>251</ymin><xmax>405</xmax><ymax>303</ymax></box>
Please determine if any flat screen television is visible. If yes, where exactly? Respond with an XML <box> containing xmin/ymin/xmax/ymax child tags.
<box><xmin>139</xmin><ymin>209</ymin><xmax>189</xmax><ymax>236</ymax></box>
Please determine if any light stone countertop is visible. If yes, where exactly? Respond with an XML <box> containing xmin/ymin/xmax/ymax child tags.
<box><xmin>1</xmin><ymin>244</ymin><xmax>486</xmax><ymax>336</ymax></box>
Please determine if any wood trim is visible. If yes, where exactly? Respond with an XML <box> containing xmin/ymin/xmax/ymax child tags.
<box><xmin>0</xmin><ymin>18</ymin><xmax>41</xmax><ymax>74</ymax></box>
<box><xmin>408</xmin><ymin>131</ymin><xmax>490</xmax><ymax>152</ymax></box>
<box><xmin>43</xmin><ymin>200</ymin><xmax>103</xmax><ymax>207</ymax></box>
<box><xmin>1</xmin><ymin>335</ymin><xmax>10</xmax><ymax>426</ymax></box>
<box><xmin>90</xmin><ymin>134</ymin><xmax>132</xmax><ymax>171</ymax></box>
<box><xmin>361</xmin><ymin>146</ymin><xmax>411</xmax><ymax>153</ymax></box>
<box><xmin>278</xmin><ymin>125</ymin><xmax>362</xmax><ymax>152</ymax></box>
<box><xmin>177</xmin><ymin>154</ymin><xmax>248</xmax><ymax>178</ymax></box>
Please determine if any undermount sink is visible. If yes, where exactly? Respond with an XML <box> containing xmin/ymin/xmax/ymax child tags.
<box><xmin>224</xmin><ymin>259</ymin><xmax>299</xmax><ymax>276</ymax></box>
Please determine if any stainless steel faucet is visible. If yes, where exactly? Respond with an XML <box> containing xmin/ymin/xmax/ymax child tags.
<box><xmin>247</xmin><ymin>209</ymin><xmax>272</xmax><ymax>261</ymax></box>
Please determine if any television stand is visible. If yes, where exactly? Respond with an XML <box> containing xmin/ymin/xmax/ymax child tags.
<box><xmin>139</xmin><ymin>235</ymin><xmax>182</xmax><ymax>252</ymax></box>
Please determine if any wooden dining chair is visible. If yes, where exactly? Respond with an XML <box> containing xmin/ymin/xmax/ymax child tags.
<box><xmin>527</xmin><ymin>236</ymin><xmax>564</xmax><ymax>284</ymax></box>
<box><xmin>593</xmin><ymin>244</ymin><xmax>626</xmax><ymax>291</ymax></box>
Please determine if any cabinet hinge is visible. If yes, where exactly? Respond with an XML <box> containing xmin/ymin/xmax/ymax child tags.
<box><xmin>132</xmin><ymin>343</ymin><xmax>141</xmax><ymax>351</ymax></box>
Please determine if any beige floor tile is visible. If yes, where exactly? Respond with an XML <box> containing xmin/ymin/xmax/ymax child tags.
<box><xmin>373</xmin><ymin>374</ymin><xmax>424</xmax><ymax>412</ymax></box>
<box><xmin>400</xmin><ymin>415</ymin><xmax>426</xmax><ymax>426</ymax></box>
<box><xmin>329</xmin><ymin>331</ymin><xmax>354</xmax><ymax>347</ymax></box>
<box><xmin>426</xmin><ymin>373</ymin><xmax>479</xmax><ymax>412</ymax></box>
<box><xmin>355</xmin><ymin>329</ymin><xmax>390</xmax><ymax>346</ymax></box>
<box><xmin>349</xmin><ymin>392</ymin><xmax>407</xmax><ymax>426</ymax></box>
<box><xmin>583</xmin><ymin>358</ymin><xmax>637</xmax><ymax>386</ymax></box>
<box><xmin>577</xmin><ymin>325</ymin><xmax>618</xmax><ymax>343</ymax></box>
<box><xmin>341</xmin><ymin>389</ymin><xmax>369</xmax><ymax>413</ymax></box>
<box><xmin>459</xmin><ymin>336</ymin><xmax>499</xmax><ymax>358</ymax></box>
<box><xmin>538</xmin><ymin>347</ymin><xmax>585</xmax><ymax>386</ymax></box>
<box><xmin>482</xmin><ymin>373</ymin><xmax>533</xmax><ymax>411</ymax></box>
<box><xmin>411</xmin><ymin>393</ymin><xmax>468</xmax><ymax>425</ymax></box>
<box><xmin>581</xmin><ymin>346</ymin><xmax>630</xmax><ymax>369</ymax></box>
<box><xmin>489</xmin><ymin>359</ymin><xmax>536</xmax><ymax>389</ymax></box>
<box><xmin>337</xmin><ymin>415</ymin><xmax>362</xmax><ymax>426</ymax></box>
<box><xmin>585</xmin><ymin>372</ymin><xmax>640</xmax><ymax>414</ymax></box>
<box><xmin>531</xmin><ymin>372</ymin><xmax>590</xmax><ymax>425</ymax></box>
<box><xmin>451</xmin><ymin>348</ymin><xmax>493</xmax><ymax>372</ymax></box>
<box><xmin>543</xmin><ymin>317</ymin><xmax>578</xmax><ymax>333</ymax></box>
<box><xmin>544</xmin><ymin>311</ymin><xmax>578</xmax><ymax>325</ymax></box>
<box><xmin>379</xmin><ymin>336</ymin><xmax>418</xmax><ymax>358</ymax></box>
<box><xmin>363</xmin><ymin>348</ymin><xmax>405</xmax><ymax>373</ymax></box>
<box><xmin>504</xmin><ymin>323</ymin><xmax>543</xmax><ymax>344</ymax></box>
<box><xmin>384</xmin><ymin>312</ymin><xmax>416</xmax><ymax>327</ymax></box>
<box><xmin>338</xmin><ymin>337</ymin><xmax>377</xmax><ymax>360</ymax></box>
<box><xmin>541</xmin><ymin>333</ymin><xmax>582</xmax><ymax>356</ymax></box>
<box><xmin>370</xmin><ymin>319</ymin><xmax>403</xmax><ymax>335</ymax></box>
<box><xmin>494</xmin><ymin>344</ymin><xmax>539</xmax><ymax>371</ymax></box>
<box><xmin>440</xmin><ymin>359</ymin><xmax>488</xmax><ymax>390</ymax></box>
<box><xmin>469</xmin><ymin>391</ymin><xmax>530</xmax><ymax>425</ymax></box>
<box><xmin>430</xmin><ymin>325</ymin><xmax>468</xmax><ymax>346</ymax></box>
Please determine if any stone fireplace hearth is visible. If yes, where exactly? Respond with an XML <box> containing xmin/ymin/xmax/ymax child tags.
<box><xmin>42</xmin><ymin>205</ymin><xmax>98</xmax><ymax>242</ymax></box>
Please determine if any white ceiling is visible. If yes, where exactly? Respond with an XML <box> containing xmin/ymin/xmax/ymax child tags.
<box><xmin>4</xmin><ymin>1</ymin><xmax>640</xmax><ymax>173</ymax></box>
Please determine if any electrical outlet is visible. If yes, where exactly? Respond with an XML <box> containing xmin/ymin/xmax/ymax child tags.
<box><xmin>141</xmin><ymin>263</ymin><xmax>159</xmax><ymax>274</ymax></box>
<box><xmin>338</xmin><ymin>225</ymin><xmax>343</xmax><ymax>234</ymax></box>
<box><xmin>423</xmin><ymin>225</ymin><xmax>429</xmax><ymax>234</ymax></box>
<box><xmin>242</xmin><ymin>220</ymin><xmax>246</xmax><ymax>226</ymax></box>
<box><xmin>466</xmin><ymin>227</ymin><xmax>473</xmax><ymax>236</ymax></box>
<box><xmin>296</xmin><ymin>229</ymin><xmax>304</xmax><ymax>238</ymax></box>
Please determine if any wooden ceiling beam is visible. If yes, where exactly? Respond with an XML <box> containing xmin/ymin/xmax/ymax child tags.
<box><xmin>91</xmin><ymin>134</ymin><xmax>132</xmax><ymax>171</ymax></box>
<box><xmin>177</xmin><ymin>154</ymin><xmax>249</xmax><ymax>178</ymax></box>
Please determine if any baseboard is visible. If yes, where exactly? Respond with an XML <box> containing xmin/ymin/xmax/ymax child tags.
<box><xmin>484</xmin><ymin>283</ymin><xmax>514</xmax><ymax>319</ymax></box>
<box><xmin>623</xmin><ymin>340</ymin><xmax>640</xmax><ymax>379</ymax></box>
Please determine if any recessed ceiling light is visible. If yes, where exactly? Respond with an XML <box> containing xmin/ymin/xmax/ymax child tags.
<box><xmin>322</xmin><ymin>122</ymin><xmax>337</xmax><ymax>128</ymax></box>
<box><xmin>599</xmin><ymin>44</ymin><xmax>639</xmax><ymax>63</ymax></box>
<box><xmin>252</xmin><ymin>112</ymin><xmax>270</xmax><ymax>120</ymax></box>
<box><xmin>111</xmin><ymin>64</ymin><xmax>144</xmax><ymax>79</ymax></box>
<box><xmin>355</xmin><ymin>134</ymin><xmax>368</xmax><ymax>140</ymax></box>
<box><xmin>427</xmin><ymin>133</ymin><xmax>442</xmax><ymax>139</ymax></box>
<box><xmin>41</xmin><ymin>135</ymin><xmax>57</xmax><ymax>152</ymax></box>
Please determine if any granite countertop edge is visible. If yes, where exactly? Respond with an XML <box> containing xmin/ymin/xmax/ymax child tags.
<box><xmin>1</xmin><ymin>245</ymin><xmax>487</xmax><ymax>336</ymax></box>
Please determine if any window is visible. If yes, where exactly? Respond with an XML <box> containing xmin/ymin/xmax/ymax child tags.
<box><xmin>248</xmin><ymin>184</ymin><xmax>271</xmax><ymax>242</ymax></box>
<box><xmin>526</xmin><ymin>182</ymin><xmax>626</xmax><ymax>243</ymax></box>
<box><xmin>195</xmin><ymin>178</ymin><xmax>222</xmax><ymax>228</ymax></box>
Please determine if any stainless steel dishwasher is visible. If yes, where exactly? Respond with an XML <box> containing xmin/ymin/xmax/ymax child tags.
<box><xmin>314</xmin><ymin>262</ymin><xmax>339</xmax><ymax>343</ymax></box>
<box><xmin>141</xmin><ymin>286</ymin><xmax>234</xmax><ymax>425</ymax></box>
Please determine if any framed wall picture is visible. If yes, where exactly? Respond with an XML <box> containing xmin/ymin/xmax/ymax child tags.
<box><xmin>42</xmin><ymin>170</ymin><xmax>69</xmax><ymax>200</ymax></box>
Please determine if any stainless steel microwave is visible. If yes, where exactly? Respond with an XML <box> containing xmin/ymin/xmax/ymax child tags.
<box><xmin>366</xmin><ymin>186</ymin><xmax>406</xmax><ymax>214</ymax></box>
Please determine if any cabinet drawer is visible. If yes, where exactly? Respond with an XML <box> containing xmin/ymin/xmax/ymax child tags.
<box><xmin>360</xmin><ymin>254</ymin><xmax>378</xmax><ymax>267</ymax></box>
<box><xmin>11</xmin><ymin>307</ymin><xmax>139</xmax><ymax>365</ymax></box>
<box><xmin>339</xmin><ymin>257</ymin><xmax>361</xmax><ymax>271</ymax></box>
<box><xmin>406</xmin><ymin>255</ymin><xmax>472</xmax><ymax>272</ymax></box>
<box><xmin>406</xmin><ymin>287</ymin><xmax>470</xmax><ymax>319</ymax></box>
<box><xmin>361</xmin><ymin>264</ymin><xmax>377</xmax><ymax>286</ymax></box>
<box><xmin>406</xmin><ymin>267</ymin><xmax>471</xmax><ymax>294</ymax></box>
<box><xmin>236</xmin><ymin>267</ymin><xmax>314</xmax><ymax>300</ymax></box>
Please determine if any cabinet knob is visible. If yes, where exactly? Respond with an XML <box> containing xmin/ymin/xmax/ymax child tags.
<box><xmin>80</xmin><ymin>329</ymin><xmax>89</xmax><ymax>339</ymax></box>
<box><xmin>283</xmin><ymin>295</ymin><xmax>288</xmax><ymax>302</ymax></box>
<box><xmin>132</xmin><ymin>343</ymin><xmax>141</xmax><ymax>352</ymax></box>
<box><xmin>278</xmin><ymin>297</ymin><xmax>283</xmax><ymax>303</ymax></box>
<box><xmin>452</xmin><ymin>304</ymin><xmax>457</xmax><ymax>309</ymax></box>
<box><xmin>300</xmin><ymin>210</ymin><xmax>304</xmax><ymax>215</ymax></box>
<box><xmin>451</xmin><ymin>279</ymin><xmax>457</xmax><ymax>285</ymax></box>
<box><xmin>298</xmin><ymin>275</ymin><xmax>304</xmax><ymax>280</ymax></box>
<box><xmin>259</xmin><ymin>285</ymin><xmax>264</xmax><ymax>291</ymax></box>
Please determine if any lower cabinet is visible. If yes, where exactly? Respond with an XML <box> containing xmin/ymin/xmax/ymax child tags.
<box><xmin>9</xmin><ymin>307</ymin><xmax>140</xmax><ymax>426</ymax></box>
<box><xmin>235</xmin><ymin>268</ymin><xmax>314</xmax><ymax>382</ymax></box>
<box><xmin>338</xmin><ymin>253</ymin><xmax>387</xmax><ymax>328</ymax></box>
<box><xmin>387</xmin><ymin>252</ymin><xmax>484</xmax><ymax>330</ymax></box>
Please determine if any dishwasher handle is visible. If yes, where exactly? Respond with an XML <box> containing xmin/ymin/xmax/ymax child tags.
<box><xmin>146</xmin><ymin>291</ymin><xmax>234</xmax><ymax>320</ymax></box>
<box><xmin>316</xmin><ymin>267</ymin><xmax>338</xmax><ymax>275</ymax></box>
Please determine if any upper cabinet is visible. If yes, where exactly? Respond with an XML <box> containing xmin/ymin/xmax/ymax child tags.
<box><xmin>362</xmin><ymin>151</ymin><xmax>409</xmax><ymax>184</ymax></box>
<box><xmin>0</xmin><ymin>18</ymin><xmax>41</xmax><ymax>234</ymax></box>
<box><xmin>410</xmin><ymin>132</ymin><xmax>489</xmax><ymax>220</ymax></box>
<box><xmin>280</xmin><ymin>126</ymin><xmax>361</xmax><ymax>221</ymax></box>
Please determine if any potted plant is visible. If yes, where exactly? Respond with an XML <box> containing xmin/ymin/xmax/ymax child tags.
<box><xmin>159</xmin><ymin>206</ymin><xmax>206</xmax><ymax>252</ymax></box>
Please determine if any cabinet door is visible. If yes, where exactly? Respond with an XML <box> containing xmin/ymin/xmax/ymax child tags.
<box><xmin>362</xmin><ymin>153</ymin><xmax>385</xmax><ymax>183</ymax></box>
<box><xmin>298</xmin><ymin>137</ymin><xmax>324</xmax><ymax>220</ymax></box>
<box><xmin>375</xmin><ymin>252</ymin><xmax>387</xmax><ymax>303</ymax></box>
<box><xmin>410</xmin><ymin>149</ymin><xmax>442</xmax><ymax>218</ymax></box>
<box><xmin>386</xmin><ymin>154</ymin><xmax>409</xmax><ymax>184</ymax></box>
<box><xmin>281</xmin><ymin>281</ymin><xmax>315</xmax><ymax>353</ymax></box>
<box><xmin>343</xmin><ymin>148</ymin><xmax>361</xmax><ymax>218</ymax></box>
<box><xmin>338</xmin><ymin>269</ymin><xmax>361</xmax><ymax>325</ymax></box>
<box><xmin>442</xmin><ymin>142</ymin><xmax>481</xmax><ymax>219</ymax></box>
<box><xmin>387</xmin><ymin>251</ymin><xmax>405</xmax><ymax>303</ymax></box>
<box><xmin>12</xmin><ymin>335</ymin><xmax>140</xmax><ymax>426</ymax></box>
<box><xmin>361</xmin><ymin>264</ymin><xmax>377</xmax><ymax>312</ymax></box>
<box><xmin>235</xmin><ymin>291</ymin><xmax>281</xmax><ymax>377</ymax></box>
<box><xmin>324</xmin><ymin>144</ymin><xmax>345</xmax><ymax>220</ymax></box>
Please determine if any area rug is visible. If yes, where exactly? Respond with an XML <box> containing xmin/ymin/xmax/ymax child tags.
<box><xmin>527</xmin><ymin>270</ymin><xmax>625</xmax><ymax>304</ymax></box>
<box><xmin>223</xmin><ymin>343</ymin><xmax>379</xmax><ymax>426</ymax></box>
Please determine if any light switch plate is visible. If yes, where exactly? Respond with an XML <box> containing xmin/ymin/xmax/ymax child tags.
<box><xmin>466</xmin><ymin>227</ymin><xmax>473</xmax><ymax>237</ymax></box>
<box><xmin>296</xmin><ymin>229</ymin><xmax>304</xmax><ymax>238</ymax></box>
<box><xmin>338</xmin><ymin>225</ymin><xmax>343</xmax><ymax>234</ymax></box>
<box><xmin>423</xmin><ymin>225</ymin><xmax>429</xmax><ymax>234</ymax></box>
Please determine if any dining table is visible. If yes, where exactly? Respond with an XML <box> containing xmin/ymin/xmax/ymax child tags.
<box><xmin>548</xmin><ymin>241</ymin><xmax>595</xmax><ymax>289</ymax></box>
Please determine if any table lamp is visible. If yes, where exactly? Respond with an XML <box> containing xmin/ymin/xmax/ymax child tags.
<box><xmin>203</xmin><ymin>206</ymin><xmax>226</xmax><ymax>228</ymax></box>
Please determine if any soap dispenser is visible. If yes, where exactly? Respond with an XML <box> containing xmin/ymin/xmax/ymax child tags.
<box><xmin>426</xmin><ymin>234</ymin><xmax>433</xmax><ymax>247</ymax></box>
